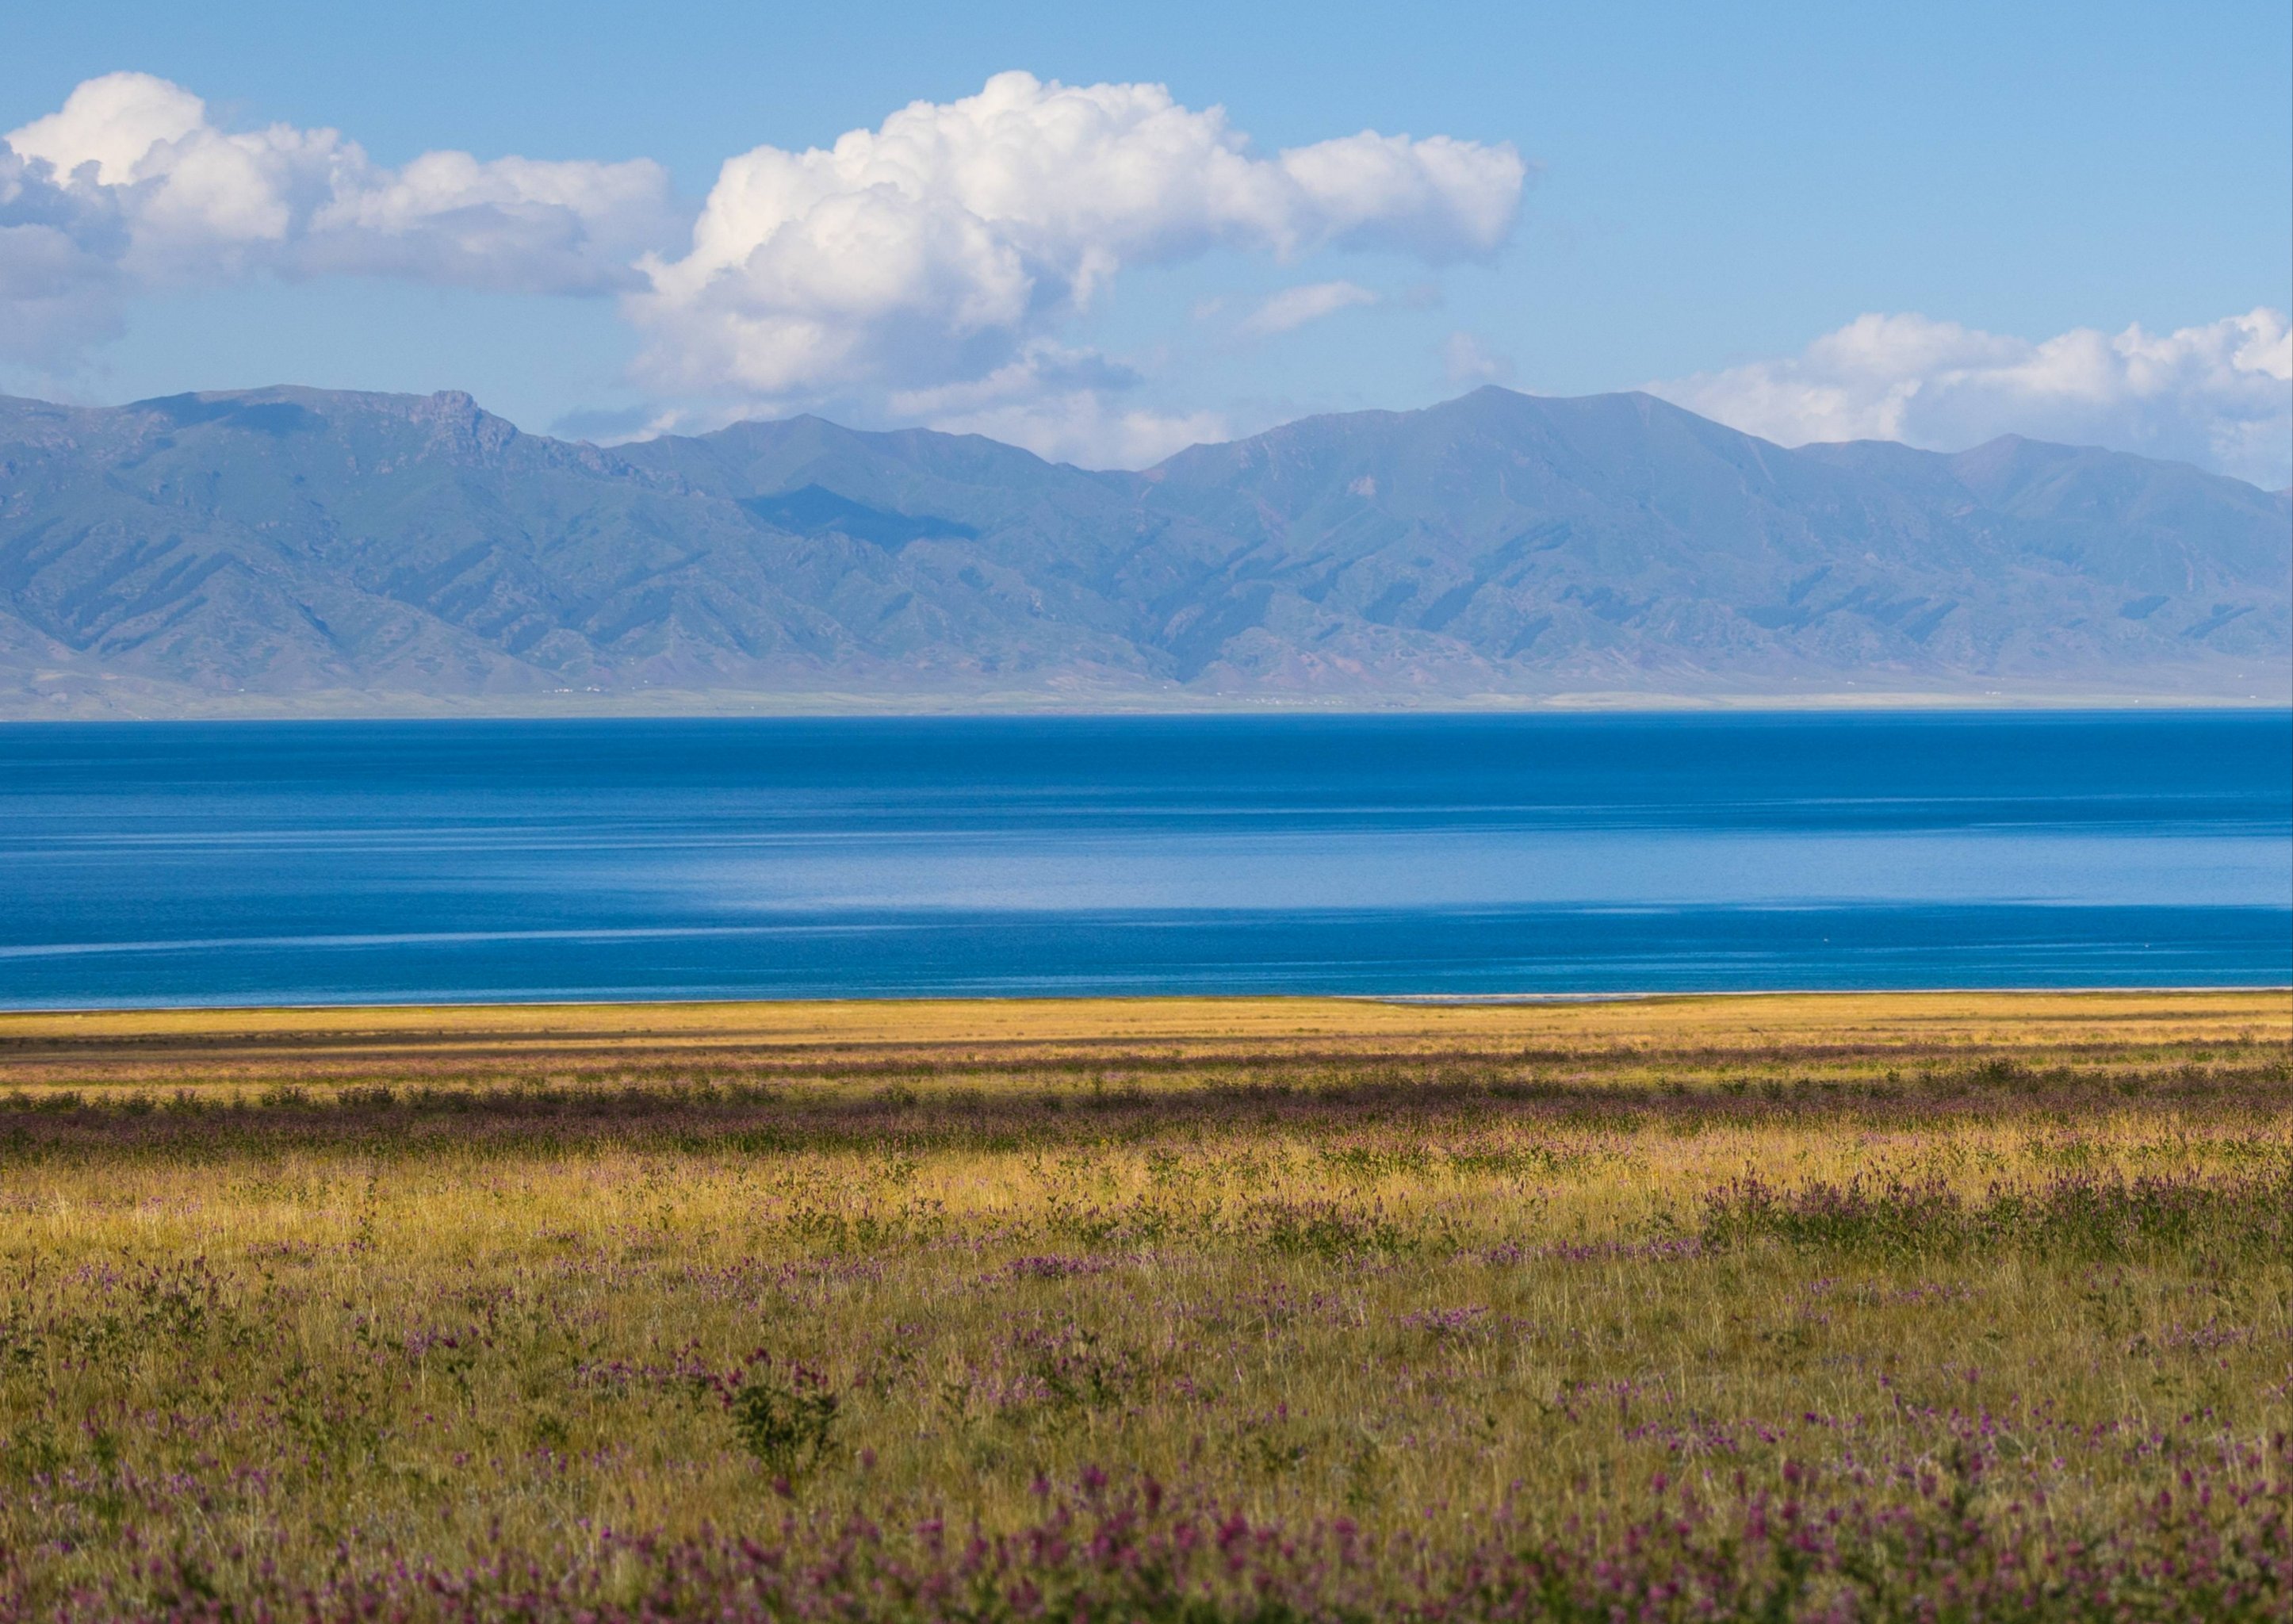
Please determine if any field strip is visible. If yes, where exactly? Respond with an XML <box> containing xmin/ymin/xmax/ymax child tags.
<box><xmin>3</xmin><ymin>987</ymin><xmax>2287</xmax><ymax>1051</ymax></box>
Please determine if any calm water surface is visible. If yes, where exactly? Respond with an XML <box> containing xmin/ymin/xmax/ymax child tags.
<box><xmin>0</xmin><ymin>712</ymin><xmax>2285</xmax><ymax>1006</ymax></box>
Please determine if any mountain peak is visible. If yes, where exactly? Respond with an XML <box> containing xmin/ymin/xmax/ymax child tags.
<box><xmin>0</xmin><ymin>383</ymin><xmax>2282</xmax><ymax>714</ymax></box>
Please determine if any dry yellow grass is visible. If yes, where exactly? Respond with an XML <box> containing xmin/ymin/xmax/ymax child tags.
<box><xmin>6</xmin><ymin>986</ymin><xmax>2282</xmax><ymax>1045</ymax></box>
<box><xmin>0</xmin><ymin>994</ymin><xmax>2286</xmax><ymax>1619</ymax></box>
<box><xmin>2</xmin><ymin>988</ymin><xmax>2281</xmax><ymax>1084</ymax></box>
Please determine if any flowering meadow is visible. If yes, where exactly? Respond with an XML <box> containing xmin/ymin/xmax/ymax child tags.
<box><xmin>0</xmin><ymin>993</ymin><xmax>2285</xmax><ymax>1621</ymax></box>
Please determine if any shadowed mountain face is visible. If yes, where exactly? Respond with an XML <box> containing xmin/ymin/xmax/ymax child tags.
<box><xmin>0</xmin><ymin>384</ymin><xmax>2283</xmax><ymax>714</ymax></box>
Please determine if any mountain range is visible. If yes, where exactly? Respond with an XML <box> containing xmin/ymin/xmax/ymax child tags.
<box><xmin>0</xmin><ymin>383</ymin><xmax>2285</xmax><ymax>715</ymax></box>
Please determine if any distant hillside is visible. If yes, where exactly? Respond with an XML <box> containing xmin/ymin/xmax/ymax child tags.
<box><xmin>0</xmin><ymin>384</ymin><xmax>2284</xmax><ymax>715</ymax></box>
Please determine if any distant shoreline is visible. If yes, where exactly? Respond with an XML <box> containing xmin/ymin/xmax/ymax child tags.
<box><xmin>4</xmin><ymin>688</ymin><xmax>2290</xmax><ymax>723</ymax></box>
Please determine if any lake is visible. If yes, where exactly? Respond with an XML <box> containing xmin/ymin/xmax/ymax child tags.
<box><xmin>0</xmin><ymin>711</ymin><xmax>2285</xmax><ymax>1007</ymax></box>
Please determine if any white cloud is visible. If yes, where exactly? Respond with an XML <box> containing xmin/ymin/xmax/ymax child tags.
<box><xmin>917</xmin><ymin>390</ymin><xmax>1227</xmax><ymax>469</ymax></box>
<box><xmin>0</xmin><ymin>143</ymin><xmax>132</xmax><ymax>366</ymax></box>
<box><xmin>1652</xmin><ymin>308</ymin><xmax>2293</xmax><ymax>488</ymax></box>
<box><xmin>1238</xmin><ymin>280</ymin><xmax>1376</xmax><ymax>338</ymax></box>
<box><xmin>611</xmin><ymin>339</ymin><xmax>1229</xmax><ymax>467</ymax></box>
<box><xmin>0</xmin><ymin>71</ymin><xmax>682</xmax><ymax>368</ymax></box>
<box><xmin>627</xmin><ymin>71</ymin><xmax>1525</xmax><ymax>406</ymax></box>
<box><xmin>300</xmin><ymin>151</ymin><xmax>683</xmax><ymax>293</ymax></box>
<box><xmin>2</xmin><ymin>69</ymin><xmax>1522</xmax><ymax>454</ymax></box>
<box><xmin>8</xmin><ymin>72</ymin><xmax>208</xmax><ymax>186</ymax></box>
<box><xmin>881</xmin><ymin>340</ymin><xmax>1227</xmax><ymax>466</ymax></box>
<box><xmin>1441</xmin><ymin>330</ymin><xmax>1514</xmax><ymax>386</ymax></box>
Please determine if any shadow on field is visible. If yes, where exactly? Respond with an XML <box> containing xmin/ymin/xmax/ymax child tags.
<box><xmin>2</xmin><ymin>1051</ymin><xmax>2286</xmax><ymax>1157</ymax></box>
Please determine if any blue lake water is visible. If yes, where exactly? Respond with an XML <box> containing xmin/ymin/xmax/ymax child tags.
<box><xmin>0</xmin><ymin>712</ymin><xmax>2286</xmax><ymax>1007</ymax></box>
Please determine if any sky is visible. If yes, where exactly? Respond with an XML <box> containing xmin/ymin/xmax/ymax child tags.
<box><xmin>2</xmin><ymin>0</ymin><xmax>2287</xmax><ymax>482</ymax></box>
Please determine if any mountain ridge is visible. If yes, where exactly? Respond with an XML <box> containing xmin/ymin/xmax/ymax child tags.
<box><xmin>0</xmin><ymin>383</ymin><xmax>2283</xmax><ymax>716</ymax></box>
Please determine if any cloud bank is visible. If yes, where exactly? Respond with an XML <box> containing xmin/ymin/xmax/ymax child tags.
<box><xmin>2</xmin><ymin>70</ymin><xmax>1524</xmax><ymax>462</ymax></box>
<box><xmin>1653</xmin><ymin>308</ymin><xmax>2293</xmax><ymax>488</ymax></box>
<box><xmin>625</xmin><ymin>72</ymin><xmax>1523</xmax><ymax>421</ymax></box>
<box><xmin>10</xmin><ymin>72</ymin><xmax>2280</xmax><ymax>483</ymax></box>
<box><xmin>0</xmin><ymin>71</ymin><xmax>681</xmax><ymax>368</ymax></box>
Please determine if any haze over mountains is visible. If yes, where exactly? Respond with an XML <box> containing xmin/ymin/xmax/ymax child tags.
<box><xmin>0</xmin><ymin>384</ymin><xmax>2284</xmax><ymax>716</ymax></box>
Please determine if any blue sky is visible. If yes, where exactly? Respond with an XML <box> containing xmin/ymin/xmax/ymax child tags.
<box><xmin>2</xmin><ymin>0</ymin><xmax>2287</xmax><ymax>480</ymax></box>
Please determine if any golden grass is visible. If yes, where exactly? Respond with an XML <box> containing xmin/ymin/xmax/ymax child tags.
<box><xmin>0</xmin><ymin>994</ymin><xmax>2286</xmax><ymax>1618</ymax></box>
<box><xmin>2</xmin><ymin>988</ymin><xmax>2282</xmax><ymax>1084</ymax></box>
<box><xmin>6</xmin><ymin>986</ymin><xmax>2283</xmax><ymax>1045</ymax></box>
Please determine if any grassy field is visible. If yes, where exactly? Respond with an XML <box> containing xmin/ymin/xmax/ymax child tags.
<box><xmin>0</xmin><ymin>992</ymin><xmax>2287</xmax><ymax>1620</ymax></box>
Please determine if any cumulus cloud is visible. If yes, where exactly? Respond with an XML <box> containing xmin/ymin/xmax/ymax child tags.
<box><xmin>0</xmin><ymin>71</ymin><xmax>682</xmax><ymax>368</ymax></box>
<box><xmin>1238</xmin><ymin>280</ymin><xmax>1376</xmax><ymax>338</ymax></box>
<box><xmin>1652</xmin><ymin>308</ymin><xmax>2293</xmax><ymax>488</ymax></box>
<box><xmin>626</xmin><ymin>71</ymin><xmax>1525</xmax><ymax>409</ymax></box>
<box><xmin>3</xmin><ymin>69</ymin><xmax>1522</xmax><ymax>463</ymax></box>
<box><xmin>0</xmin><ymin>142</ymin><xmax>133</xmax><ymax>366</ymax></box>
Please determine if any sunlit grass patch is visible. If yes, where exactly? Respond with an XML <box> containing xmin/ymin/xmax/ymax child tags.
<box><xmin>0</xmin><ymin>994</ymin><xmax>2286</xmax><ymax>1619</ymax></box>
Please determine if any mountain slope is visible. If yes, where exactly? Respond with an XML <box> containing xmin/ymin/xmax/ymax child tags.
<box><xmin>1130</xmin><ymin>389</ymin><xmax>2288</xmax><ymax>690</ymax></box>
<box><xmin>0</xmin><ymin>384</ymin><xmax>2283</xmax><ymax>714</ymax></box>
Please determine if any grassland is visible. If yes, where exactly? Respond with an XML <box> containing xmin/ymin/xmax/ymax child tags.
<box><xmin>0</xmin><ymin>992</ymin><xmax>2287</xmax><ymax>1621</ymax></box>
